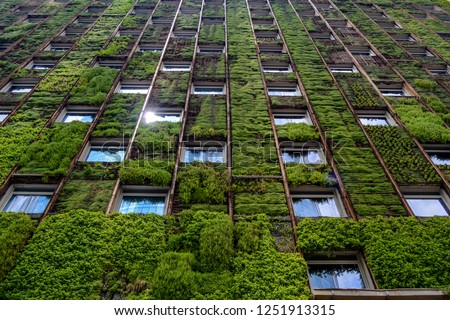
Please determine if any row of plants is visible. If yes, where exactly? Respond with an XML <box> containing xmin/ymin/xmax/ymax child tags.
<box><xmin>365</xmin><ymin>125</ymin><xmax>442</xmax><ymax>184</ymax></box>
<box><xmin>297</xmin><ymin>216</ymin><xmax>450</xmax><ymax>291</ymax></box>
<box><xmin>334</xmin><ymin>0</ymin><xmax>450</xmax><ymax>119</ymax></box>
<box><xmin>272</xmin><ymin>0</ymin><xmax>407</xmax><ymax>216</ymax></box>
<box><xmin>0</xmin><ymin>3</ymin><xmax>128</xmax><ymax>186</ymax></box>
<box><xmin>0</xmin><ymin>0</ymin><xmax>92</xmax><ymax>79</ymax></box>
<box><xmin>0</xmin><ymin>209</ymin><xmax>310</xmax><ymax>300</ymax></box>
<box><xmin>187</xmin><ymin>95</ymin><xmax>227</xmax><ymax>140</ymax></box>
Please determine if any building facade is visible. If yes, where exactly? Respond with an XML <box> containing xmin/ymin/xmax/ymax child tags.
<box><xmin>0</xmin><ymin>0</ymin><xmax>449</xmax><ymax>299</ymax></box>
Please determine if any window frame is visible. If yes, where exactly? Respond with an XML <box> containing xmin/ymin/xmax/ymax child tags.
<box><xmin>307</xmin><ymin>253</ymin><xmax>375</xmax><ymax>290</ymax></box>
<box><xmin>80</xmin><ymin>139</ymin><xmax>128</xmax><ymax>163</ymax></box>
<box><xmin>273</xmin><ymin>110</ymin><xmax>312</xmax><ymax>126</ymax></box>
<box><xmin>424</xmin><ymin>145</ymin><xmax>450</xmax><ymax>166</ymax></box>
<box><xmin>262</xmin><ymin>62</ymin><xmax>292</xmax><ymax>73</ymax></box>
<box><xmin>162</xmin><ymin>62</ymin><xmax>192</xmax><ymax>72</ymax></box>
<box><xmin>56</xmin><ymin>105</ymin><xmax>98</xmax><ymax>123</ymax></box>
<box><xmin>281</xmin><ymin>147</ymin><xmax>326</xmax><ymax>165</ymax></box>
<box><xmin>192</xmin><ymin>82</ymin><xmax>225</xmax><ymax>95</ymax></box>
<box><xmin>357</xmin><ymin>110</ymin><xmax>396</xmax><ymax>126</ymax></box>
<box><xmin>117</xmin><ymin>81</ymin><xmax>150</xmax><ymax>94</ymax></box>
<box><xmin>291</xmin><ymin>189</ymin><xmax>346</xmax><ymax>218</ymax></box>
<box><xmin>0</xmin><ymin>184</ymin><xmax>56</xmax><ymax>216</ymax></box>
<box><xmin>114</xmin><ymin>186</ymin><xmax>169</xmax><ymax>215</ymax></box>
<box><xmin>404</xmin><ymin>190</ymin><xmax>450</xmax><ymax>217</ymax></box>
<box><xmin>267</xmin><ymin>84</ymin><xmax>301</xmax><ymax>96</ymax></box>
<box><xmin>181</xmin><ymin>144</ymin><xmax>226</xmax><ymax>164</ymax></box>
<box><xmin>329</xmin><ymin>64</ymin><xmax>358</xmax><ymax>73</ymax></box>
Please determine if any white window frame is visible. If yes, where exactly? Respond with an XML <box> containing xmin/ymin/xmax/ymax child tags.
<box><xmin>404</xmin><ymin>191</ymin><xmax>450</xmax><ymax>217</ymax></box>
<box><xmin>273</xmin><ymin>111</ymin><xmax>312</xmax><ymax>126</ymax></box>
<box><xmin>427</xmin><ymin>65</ymin><xmax>449</xmax><ymax>76</ymax></box>
<box><xmin>268</xmin><ymin>85</ymin><xmax>301</xmax><ymax>96</ymax></box>
<box><xmin>357</xmin><ymin>111</ymin><xmax>396</xmax><ymax>126</ymax></box>
<box><xmin>114</xmin><ymin>186</ymin><xmax>169</xmax><ymax>215</ymax></box>
<box><xmin>162</xmin><ymin>62</ymin><xmax>191</xmax><ymax>72</ymax></box>
<box><xmin>281</xmin><ymin>147</ymin><xmax>326</xmax><ymax>165</ymax></box>
<box><xmin>44</xmin><ymin>43</ymin><xmax>72</xmax><ymax>51</ymax></box>
<box><xmin>56</xmin><ymin>105</ymin><xmax>98</xmax><ymax>123</ymax></box>
<box><xmin>117</xmin><ymin>81</ymin><xmax>150</xmax><ymax>94</ymax></box>
<box><xmin>0</xmin><ymin>184</ymin><xmax>56</xmax><ymax>215</ymax></box>
<box><xmin>198</xmin><ymin>45</ymin><xmax>225</xmax><ymax>54</ymax></box>
<box><xmin>25</xmin><ymin>59</ymin><xmax>56</xmax><ymax>70</ymax></box>
<box><xmin>192</xmin><ymin>83</ymin><xmax>225</xmax><ymax>95</ymax></box>
<box><xmin>330</xmin><ymin>64</ymin><xmax>358</xmax><ymax>73</ymax></box>
<box><xmin>80</xmin><ymin>140</ymin><xmax>127</xmax><ymax>163</ymax></box>
<box><xmin>262</xmin><ymin>62</ymin><xmax>292</xmax><ymax>73</ymax></box>
<box><xmin>1</xmin><ymin>81</ymin><xmax>36</xmax><ymax>94</ymax></box>
<box><xmin>291</xmin><ymin>190</ymin><xmax>346</xmax><ymax>218</ymax></box>
<box><xmin>181</xmin><ymin>145</ymin><xmax>225</xmax><ymax>164</ymax></box>
<box><xmin>307</xmin><ymin>254</ymin><xmax>374</xmax><ymax>290</ymax></box>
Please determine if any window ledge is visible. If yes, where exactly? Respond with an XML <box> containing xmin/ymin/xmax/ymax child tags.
<box><xmin>313</xmin><ymin>288</ymin><xmax>449</xmax><ymax>300</ymax></box>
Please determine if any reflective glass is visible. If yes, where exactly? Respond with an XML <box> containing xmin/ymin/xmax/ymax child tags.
<box><xmin>282</xmin><ymin>151</ymin><xmax>323</xmax><ymax>164</ymax></box>
<box><xmin>0</xmin><ymin>113</ymin><xmax>8</xmax><ymax>121</ymax></box>
<box><xmin>63</xmin><ymin>113</ymin><xmax>94</xmax><ymax>123</ymax></box>
<box><xmin>406</xmin><ymin>198</ymin><xmax>450</xmax><ymax>217</ymax></box>
<box><xmin>4</xmin><ymin>194</ymin><xmax>51</xmax><ymax>214</ymax></box>
<box><xmin>293</xmin><ymin>197</ymin><xmax>340</xmax><ymax>217</ymax></box>
<box><xmin>119</xmin><ymin>196</ymin><xmax>165</xmax><ymax>215</ymax></box>
<box><xmin>359</xmin><ymin>117</ymin><xmax>389</xmax><ymax>126</ymax></box>
<box><xmin>309</xmin><ymin>264</ymin><xmax>365</xmax><ymax>289</ymax></box>
<box><xmin>185</xmin><ymin>150</ymin><xmax>224</xmax><ymax>163</ymax></box>
<box><xmin>274</xmin><ymin>116</ymin><xmax>307</xmax><ymax>125</ymax></box>
<box><xmin>86</xmin><ymin>149</ymin><xmax>125</xmax><ymax>162</ymax></box>
<box><xmin>428</xmin><ymin>152</ymin><xmax>450</xmax><ymax>165</ymax></box>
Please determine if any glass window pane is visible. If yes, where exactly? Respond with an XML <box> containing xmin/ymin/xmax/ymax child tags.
<box><xmin>406</xmin><ymin>198</ymin><xmax>450</xmax><ymax>217</ymax></box>
<box><xmin>10</xmin><ymin>87</ymin><xmax>32</xmax><ymax>93</ymax></box>
<box><xmin>86</xmin><ymin>149</ymin><xmax>125</xmax><ymax>162</ymax></box>
<box><xmin>119</xmin><ymin>87</ymin><xmax>148</xmax><ymax>94</ymax></box>
<box><xmin>4</xmin><ymin>194</ymin><xmax>51</xmax><ymax>214</ymax></box>
<box><xmin>119</xmin><ymin>196</ymin><xmax>165</xmax><ymax>215</ymax></box>
<box><xmin>206</xmin><ymin>150</ymin><xmax>224</xmax><ymax>163</ymax></box>
<box><xmin>185</xmin><ymin>149</ymin><xmax>223</xmax><ymax>163</ymax></box>
<box><xmin>194</xmin><ymin>87</ymin><xmax>224</xmax><ymax>94</ymax></box>
<box><xmin>0</xmin><ymin>113</ymin><xmax>8</xmax><ymax>121</ymax></box>
<box><xmin>428</xmin><ymin>152</ymin><xmax>450</xmax><ymax>165</ymax></box>
<box><xmin>360</xmin><ymin>117</ymin><xmax>389</xmax><ymax>126</ymax></box>
<box><xmin>274</xmin><ymin>116</ymin><xmax>307</xmax><ymax>125</ymax></box>
<box><xmin>282</xmin><ymin>151</ymin><xmax>323</xmax><ymax>164</ymax></box>
<box><xmin>309</xmin><ymin>264</ymin><xmax>365</xmax><ymax>289</ymax></box>
<box><xmin>293</xmin><ymin>197</ymin><xmax>340</xmax><ymax>217</ymax></box>
<box><xmin>63</xmin><ymin>113</ymin><xmax>94</xmax><ymax>123</ymax></box>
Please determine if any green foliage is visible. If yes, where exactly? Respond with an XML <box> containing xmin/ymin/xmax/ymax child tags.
<box><xmin>390</xmin><ymin>99</ymin><xmax>450</xmax><ymax>144</ymax></box>
<box><xmin>92</xmin><ymin>94</ymin><xmax>144</xmax><ymax>137</ymax></box>
<box><xmin>19</xmin><ymin>122</ymin><xmax>90</xmax><ymax>176</ymax></box>
<box><xmin>199</xmin><ymin>221</ymin><xmax>234</xmax><ymax>272</ymax></box>
<box><xmin>297</xmin><ymin>217</ymin><xmax>450</xmax><ymax>291</ymax></box>
<box><xmin>119</xmin><ymin>160</ymin><xmax>173</xmax><ymax>186</ymax></box>
<box><xmin>276</xmin><ymin>123</ymin><xmax>320</xmax><ymax>141</ymax></box>
<box><xmin>54</xmin><ymin>180</ymin><xmax>115</xmax><ymax>213</ymax></box>
<box><xmin>0</xmin><ymin>213</ymin><xmax>35</xmax><ymax>283</ymax></box>
<box><xmin>135</xmin><ymin>121</ymin><xmax>180</xmax><ymax>160</ymax></box>
<box><xmin>69</xmin><ymin>67</ymin><xmax>118</xmax><ymax>105</ymax></box>
<box><xmin>98</xmin><ymin>36</ymin><xmax>131</xmax><ymax>56</ymax></box>
<box><xmin>177</xmin><ymin>164</ymin><xmax>229</xmax><ymax>204</ymax></box>
<box><xmin>188</xmin><ymin>96</ymin><xmax>227</xmax><ymax>139</ymax></box>
<box><xmin>122</xmin><ymin>52</ymin><xmax>160</xmax><ymax>80</ymax></box>
<box><xmin>366</xmin><ymin>126</ymin><xmax>441</xmax><ymax>183</ymax></box>
<box><xmin>286</xmin><ymin>164</ymin><xmax>334</xmax><ymax>187</ymax></box>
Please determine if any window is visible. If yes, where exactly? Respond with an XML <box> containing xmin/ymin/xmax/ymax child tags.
<box><xmin>118</xmin><ymin>81</ymin><xmax>150</xmax><ymax>94</ymax></box>
<box><xmin>193</xmin><ymin>82</ymin><xmax>225</xmax><ymax>95</ymax></box>
<box><xmin>407</xmin><ymin>47</ymin><xmax>435</xmax><ymax>57</ymax></box>
<box><xmin>56</xmin><ymin>106</ymin><xmax>97</xmax><ymax>123</ymax></box>
<box><xmin>26</xmin><ymin>59</ymin><xmax>56</xmax><ymax>70</ymax></box>
<box><xmin>310</xmin><ymin>32</ymin><xmax>335</xmax><ymax>40</ymax></box>
<box><xmin>378</xmin><ymin>84</ymin><xmax>412</xmax><ymax>97</ymax></box>
<box><xmin>0</xmin><ymin>185</ymin><xmax>55</xmax><ymax>215</ymax></box>
<box><xmin>268</xmin><ymin>84</ymin><xmax>301</xmax><ymax>96</ymax></box>
<box><xmin>259</xmin><ymin>43</ymin><xmax>284</xmax><ymax>53</ymax></box>
<box><xmin>274</xmin><ymin>112</ymin><xmax>310</xmax><ymax>125</ymax></box>
<box><xmin>144</xmin><ymin>110</ymin><xmax>181</xmax><ymax>123</ymax></box>
<box><xmin>308</xmin><ymin>256</ymin><xmax>371</xmax><ymax>289</ymax></box>
<box><xmin>349</xmin><ymin>46</ymin><xmax>376</xmax><ymax>56</ymax></box>
<box><xmin>282</xmin><ymin>149</ymin><xmax>325</xmax><ymax>165</ymax></box>
<box><xmin>292</xmin><ymin>190</ymin><xmax>344</xmax><ymax>218</ymax></box>
<box><xmin>426</xmin><ymin>150</ymin><xmax>450</xmax><ymax>165</ymax></box>
<box><xmin>172</xmin><ymin>30</ymin><xmax>197</xmax><ymax>38</ymax></box>
<box><xmin>162</xmin><ymin>62</ymin><xmax>191</xmax><ymax>72</ymax></box>
<box><xmin>96</xmin><ymin>59</ymin><xmax>124</xmax><ymax>70</ymax></box>
<box><xmin>183</xmin><ymin>147</ymin><xmax>224</xmax><ymax>163</ymax></box>
<box><xmin>139</xmin><ymin>44</ymin><xmax>163</xmax><ymax>52</ymax></box>
<box><xmin>82</xmin><ymin>140</ymin><xmax>127</xmax><ymax>163</ymax></box>
<box><xmin>0</xmin><ymin>112</ymin><xmax>8</xmax><ymax>122</ymax></box>
<box><xmin>46</xmin><ymin>43</ymin><xmax>72</xmax><ymax>51</ymax></box>
<box><xmin>405</xmin><ymin>192</ymin><xmax>450</xmax><ymax>217</ymax></box>
<box><xmin>86</xmin><ymin>147</ymin><xmax>125</xmax><ymax>162</ymax></box>
<box><xmin>427</xmin><ymin>65</ymin><xmax>449</xmax><ymax>76</ymax></box>
<box><xmin>198</xmin><ymin>45</ymin><xmax>224</xmax><ymax>54</ymax></box>
<box><xmin>255</xmin><ymin>30</ymin><xmax>278</xmax><ymax>39</ymax></box>
<box><xmin>1</xmin><ymin>80</ymin><xmax>37</xmax><ymax>94</ymax></box>
<box><xmin>330</xmin><ymin>64</ymin><xmax>358</xmax><ymax>73</ymax></box>
<box><xmin>358</xmin><ymin>113</ymin><xmax>394</xmax><ymax>126</ymax></box>
<box><xmin>262</xmin><ymin>62</ymin><xmax>292</xmax><ymax>73</ymax></box>
<box><xmin>119</xmin><ymin>196</ymin><xmax>166</xmax><ymax>215</ymax></box>
<box><xmin>252</xmin><ymin>18</ymin><xmax>274</xmax><ymax>25</ymax></box>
